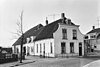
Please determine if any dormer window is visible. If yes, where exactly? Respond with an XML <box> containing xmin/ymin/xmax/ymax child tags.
<box><xmin>29</xmin><ymin>38</ymin><xmax>31</xmax><ymax>43</ymax></box>
<box><xmin>31</xmin><ymin>36</ymin><xmax>34</xmax><ymax>42</ymax></box>
<box><xmin>27</xmin><ymin>38</ymin><xmax>30</xmax><ymax>43</ymax></box>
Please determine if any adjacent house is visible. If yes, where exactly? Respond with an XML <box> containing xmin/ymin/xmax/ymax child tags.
<box><xmin>84</xmin><ymin>26</ymin><xmax>100</xmax><ymax>55</ymax></box>
<box><xmin>12</xmin><ymin>13</ymin><xmax>84</xmax><ymax>57</ymax></box>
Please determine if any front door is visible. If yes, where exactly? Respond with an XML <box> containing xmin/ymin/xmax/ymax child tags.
<box><xmin>23</xmin><ymin>47</ymin><xmax>26</xmax><ymax>55</ymax></box>
<box><xmin>61</xmin><ymin>42</ymin><xmax>66</xmax><ymax>54</ymax></box>
<box><xmin>79</xmin><ymin>43</ymin><xmax>82</xmax><ymax>56</ymax></box>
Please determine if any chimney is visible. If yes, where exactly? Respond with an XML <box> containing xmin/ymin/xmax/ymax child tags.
<box><xmin>61</xmin><ymin>13</ymin><xmax>65</xmax><ymax>19</ymax></box>
<box><xmin>68</xmin><ymin>19</ymin><xmax>71</xmax><ymax>25</ymax></box>
<box><xmin>61</xmin><ymin>13</ymin><xmax>66</xmax><ymax>24</ymax></box>
<box><xmin>92</xmin><ymin>26</ymin><xmax>95</xmax><ymax>30</ymax></box>
<box><xmin>46</xmin><ymin>17</ymin><xmax>48</xmax><ymax>25</ymax></box>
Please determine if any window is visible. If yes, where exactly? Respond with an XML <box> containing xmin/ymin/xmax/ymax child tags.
<box><xmin>94</xmin><ymin>45</ymin><xmax>96</xmax><ymax>48</ymax></box>
<box><xmin>31</xmin><ymin>47</ymin><xmax>34</xmax><ymax>52</ymax></box>
<box><xmin>43</xmin><ymin>43</ymin><xmax>45</xmax><ymax>53</ymax></box>
<box><xmin>40</xmin><ymin>44</ymin><xmax>42</xmax><ymax>53</ymax></box>
<box><xmin>62</xmin><ymin>29</ymin><xmax>67</xmax><ymax>39</ymax></box>
<box><xmin>17</xmin><ymin>48</ymin><xmax>19</xmax><ymax>53</ymax></box>
<box><xmin>90</xmin><ymin>35</ymin><xmax>96</xmax><ymax>39</ymax></box>
<box><xmin>70</xmin><ymin>42</ymin><xmax>74</xmax><ymax>53</ymax></box>
<box><xmin>61</xmin><ymin>42</ymin><xmax>66</xmax><ymax>54</ymax></box>
<box><xmin>37</xmin><ymin>44</ymin><xmax>38</xmax><ymax>53</ymax></box>
<box><xmin>73</xmin><ymin>30</ymin><xmax>77</xmax><ymax>40</ymax></box>
<box><xmin>50</xmin><ymin>43</ymin><xmax>53</xmax><ymax>53</ymax></box>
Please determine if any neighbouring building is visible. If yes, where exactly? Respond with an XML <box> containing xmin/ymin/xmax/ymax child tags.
<box><xmin>84</xmin><ymin>26</ymin><xmax>100</xmax><ymax>55</ymax></box>
<box><xmin>12</xmin><ymin>13</ymin><xmax>84</xmax><ymax>57</ymax></box>
<box><xmin>0</xmin><ymin>47</ymin><xmax>12</xmax><ymax>54</ymax></box>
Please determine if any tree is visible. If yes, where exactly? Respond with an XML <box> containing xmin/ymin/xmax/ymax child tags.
<box><xmin>12</xmin><ymin>10</ymin><xmax>24</xmax><ymax>63</ymax></box>
<box><xmin>20</xmin><ymin>10</ymin><xmax>24</xmax><ymax>63</ymax></box>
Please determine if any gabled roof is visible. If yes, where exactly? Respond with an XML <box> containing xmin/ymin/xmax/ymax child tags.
<box><xmin>13</xmin><ymin>24</ymin><xmax>43</xmax><ymax>46</ymax></box>
<box><xmin>13</xmin><ymin>18</ymin><xmax>76</xmax><ymax>46</ymax></box>
<box><xmin>87</xmin><ymin>28</ymin><xmax>100</xmax><ymax>34</ymax></box>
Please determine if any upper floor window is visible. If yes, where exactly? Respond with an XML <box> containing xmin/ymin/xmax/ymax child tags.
<box><xmin>73</xmin><ymin>30</ymin><xmax>77</xmax><ymax>40</ymax></box>
<box><xmin>62</xmin><ymin>29</ymin><xmax>67</xmax><ymax>39</ymax></box>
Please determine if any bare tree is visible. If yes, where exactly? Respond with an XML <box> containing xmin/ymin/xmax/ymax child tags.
<box><xmin>20</xmin><ymin>10</ymin><xmax>24</xmax><ymax>63</ymax></box>
<box><xmin>12</xmin><ymin>10</ymin><xmax>24</xmax><ymax>63</ymax></box>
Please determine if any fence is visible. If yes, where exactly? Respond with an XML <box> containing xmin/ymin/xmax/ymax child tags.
<box><xmin>0</xmin><ymin>53</ymin><xmax>18</xmax><ymax>64</ymax></box>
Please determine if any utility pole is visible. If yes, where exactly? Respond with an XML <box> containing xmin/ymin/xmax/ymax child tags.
<box><xmin>20</xmin><ymin>10</ymin><xmax>24</xmax><ymax>63</ymax></box>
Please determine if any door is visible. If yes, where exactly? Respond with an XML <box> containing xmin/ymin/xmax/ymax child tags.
<box><xmin>23</xmin><ymin>47</ymin><xmax>26</xmax><ymax>55</ymax></box>
<box><xmin>61</xmin><ymin>42</ymin><xmax>66</xmax><ymax>54</ymax></box>
<box><xmin>79</xmin><ymin>43</ymin><xmax>82</xmax><ymax>56</ymax></box>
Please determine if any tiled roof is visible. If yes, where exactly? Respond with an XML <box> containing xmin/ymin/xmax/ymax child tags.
<box><xmin>34</xmin><ymin>18</ymin><xmax>76</xmax><ymax>41</ymax></box>
<box><xmin>13</xmin><ymin>24</ymin><xmax>43</xmax><ymax>46</ymax></box>
<box><xmin>87</xmin><ymin>28</ymin><xmax>100</xmax><ymax>34</ymax></box>
<box><xmin>13</xmin><ymin>18</ymin><xmax>76</xmax><ymax>46</ymax></box>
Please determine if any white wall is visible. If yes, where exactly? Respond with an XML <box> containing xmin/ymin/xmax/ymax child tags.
<box><xmin>34</xmin><ymin>39</ymin><xmax>55</xmax><ymax>57</ymax></box>
<box><xmin>53</xmin><ymin>23</ymin><xmax>84</xmax><ymax>56</ymax></box>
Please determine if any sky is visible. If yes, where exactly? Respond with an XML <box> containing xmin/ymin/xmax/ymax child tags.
<box><xmin>0</xmin><ymin>0</ymin><xmax>99</xmax><ymax>47</ymax></box>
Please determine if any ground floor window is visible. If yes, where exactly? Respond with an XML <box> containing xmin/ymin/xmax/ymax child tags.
<box><xmin>37</xmin><ymin>44</ymin><xmax>38</xmax><ymax>53</ymax></box>
<box><xmin>17</xmin><ymin>48</ymin><xmax>19</xmax><ymax>53</ymax></box>
<box><xmin>40</xmin><ymin>44</ymin><xmax>42</xmax><ymax>53</ymax></box>
<box><xmin>50</xmin><ymin>42</ymin><xmax>53</xmax><ymax>53</ymax></box>
<box><xmin>61</xmin><ymin>42</ymin><xmax>66</xmax><ymax>54</ymax></box>
<box><xmin>31</xmin><ymin>46</ymin><xmax>34</xmax><ymax>52</ymax></box>
<box><xmin>70</xmin><ymin>42</ymin><xmax>74</xmax><ymax>53</ymax></box>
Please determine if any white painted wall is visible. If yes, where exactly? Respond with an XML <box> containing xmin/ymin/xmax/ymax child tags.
<box><xmin>53</xmin><ymin>23</ymin><xmax>84</xmax><ymax>56</ymax></box>
<box><xmin>34</xmin><ymin>39</ymin><xmax>55</xmax><ymax>57</ymax></box>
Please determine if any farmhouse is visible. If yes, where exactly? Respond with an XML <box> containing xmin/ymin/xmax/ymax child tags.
<box><xmin>13</xmin><ymin>13</ymin><xmax>84</xmax><ymax>57</ymax></box>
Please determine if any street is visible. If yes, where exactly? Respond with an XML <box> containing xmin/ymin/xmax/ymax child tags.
<box><xmin>0</xmin><ymin>56</ymin><xmax>98</xmax><ymax>67</ymax></box>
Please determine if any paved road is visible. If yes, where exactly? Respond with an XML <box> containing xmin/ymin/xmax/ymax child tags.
<box><xmin>0</xmin><ymin>56</ymin><xmax>99</xmax><ymax>67</ymax></box>
<box><xmin>17</xmin><ymin>57</ymin><xmax>99</xmax><ymax>67</ymax></box>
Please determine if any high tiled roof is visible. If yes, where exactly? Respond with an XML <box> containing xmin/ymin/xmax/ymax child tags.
<box><xmin>13</xmin><ymin>18</ymin><xmax>76</xmax><ymax>46</ymax></box>
<box><xmin>87</xmin><ymin>28</ymin><xmax>100</xmax><ymax>34</ymax></box>
<box><xmin>34</xmin><ymin>18</ymin><xmax>75</xmax><ymax>41</ymax></box>
<box><xmin>13</xmin><ymin>24</ymin><xmax>43</xmax><ymax>46</ymax></box>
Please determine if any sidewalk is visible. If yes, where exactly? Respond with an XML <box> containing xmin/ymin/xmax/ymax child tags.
<box><xmin>0</xmin><ymin>56</ymin><xmax>36</xmax><ymax>67</ymax></box>
<box><xmin>0</xmin><ymin>56</ymin><xmax>59</xmax><ymax>67</ymax></box>
<box><xmin>83</xmin><ymin>60</ymin><xmax>100</xmax><ymax>67</ymax></box>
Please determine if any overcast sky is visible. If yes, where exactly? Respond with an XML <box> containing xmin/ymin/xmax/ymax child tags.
<box><xmin>0</xmin><ymin>0</ymin><xmax>99</xmax><ymax>47</ymax></box>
